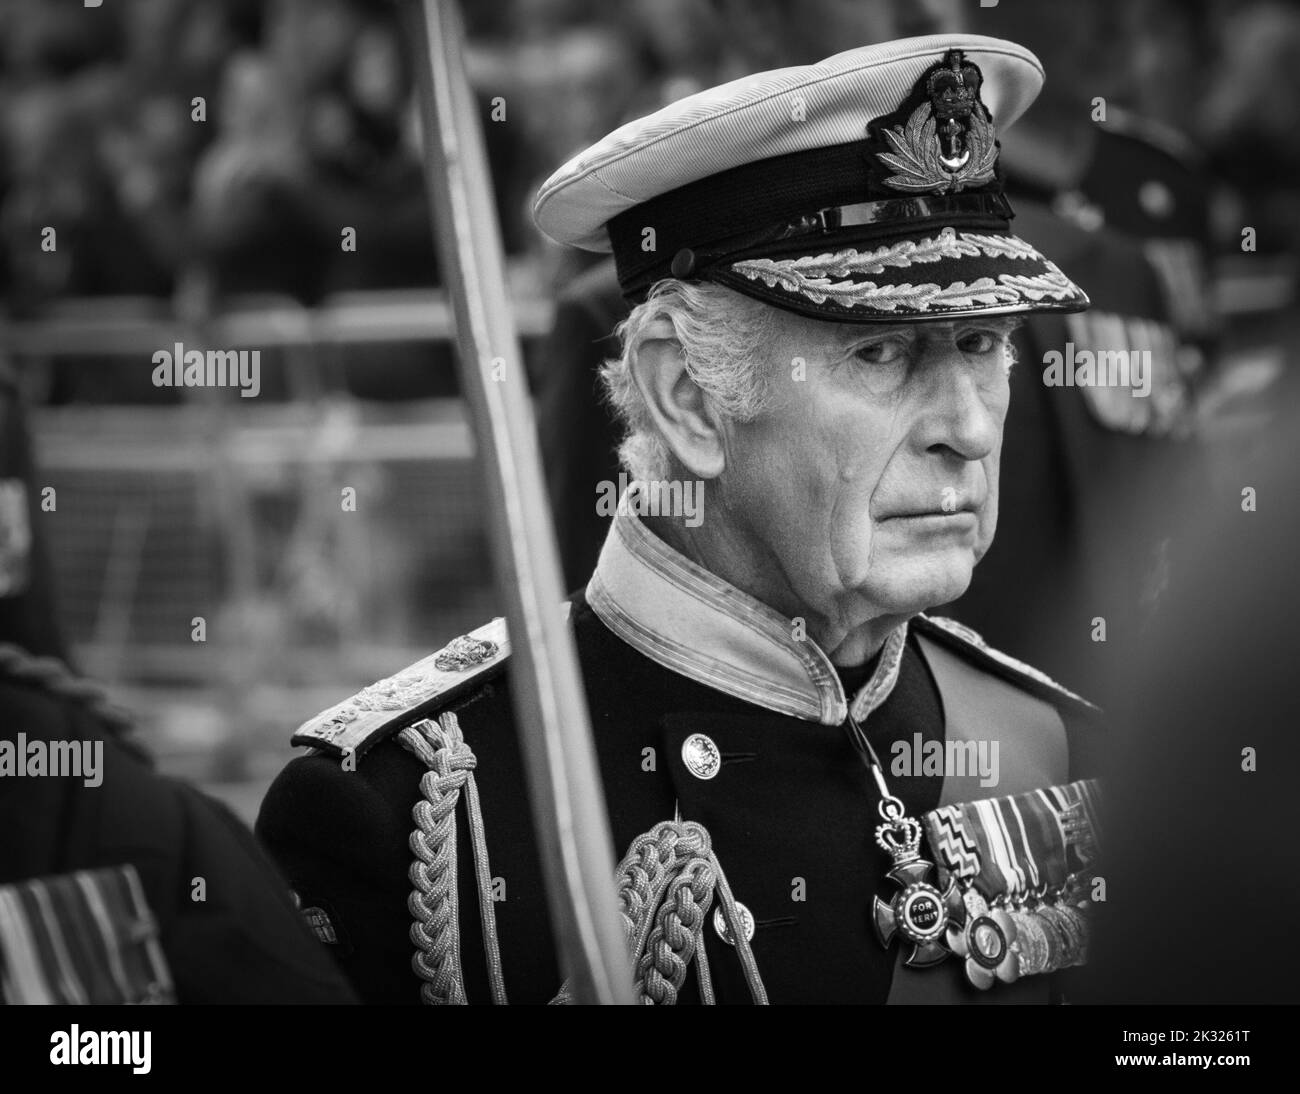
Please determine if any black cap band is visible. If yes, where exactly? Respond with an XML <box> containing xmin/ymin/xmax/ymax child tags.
<box><xmin>606</xmin><ymin>138</ymin><xmax>1010</xmax><ymax>300</ymax></box>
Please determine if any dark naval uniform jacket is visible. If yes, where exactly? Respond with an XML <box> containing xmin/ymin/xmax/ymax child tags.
<box><xmin>0</xmin><ymin>652</ymin><xmax>357</xmax><ymax>1004</ymax></box>
<box><xmin>258</xmin><ymin>510</ymin><xmax>1104</xmax><ymax>1005</ymax></box>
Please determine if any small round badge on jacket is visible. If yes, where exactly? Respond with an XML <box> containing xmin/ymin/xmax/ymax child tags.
<box><xmin>713</xmin><ymin>903</ymin><xmax>755</xmax><ymax>946</ymax></box>
<box><xmin>681</xmin><ymin>733</ymin><xmax>721</xmax><ymax>779</ymax></box>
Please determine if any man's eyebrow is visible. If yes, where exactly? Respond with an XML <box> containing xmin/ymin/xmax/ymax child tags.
<box><xmin>836</xmin><ymin>324</ymin><xmax>917</xmax><ymax>346</ymax></box>
<box><xmin>930</xmin><ymin>316</ymin><xmax>1026</xmax><ymax>338</ymax></box>
<box><xmin>829</xmin><ymin>316</ymin><xmax>1022</xmax><ymax>351</ymax></box>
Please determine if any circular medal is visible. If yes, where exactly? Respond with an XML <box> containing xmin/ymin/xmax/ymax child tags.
<box><xmin>1029</xmin><ymin>907</ymin><xmax>1062</xmax><ymax>971</ymax></box>
<box><xmin>1036</xmin><ymin>904</ymin><xmax>1079</xmax><ymax>969</ymax></box>
<box><xmin>1057</xmin><ymin>903</ymin><xmax>1091</xmax><ymax>967</ymax></box>
<box><xmin>966</xmin><ymin>914</ymin><xmax>1010</xmax><ymax>970</ymax></box>
<box><xmin>1009</xmin><ymin>910</ymin><xmax>1049</xmax><ymax>977</ymax></box>
<box><xmin>1048</xmin><ymin>902</ymin><xmax>1085</xmax><ymax>968</ymax></box>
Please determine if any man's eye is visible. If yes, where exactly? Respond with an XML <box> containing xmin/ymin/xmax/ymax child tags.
<box><xmin>854</xmin><ymin>339</ymin><xmax>909</xmax><ymax>366</ymax></box>
<box><xmin>956</xmin><ymin>330</ymin><xmax>1001</xmax><ymax>354</ymax></box>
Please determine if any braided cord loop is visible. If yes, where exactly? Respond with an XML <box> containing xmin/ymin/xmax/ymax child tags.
<box><xmin>638</xmin><ymin>857</ymin><xmax>714</xmax><ymax>1005</ymax></box>
<box><xmin>551</xmin><ymin>818</ymin><xmax>768</xmax><ymax>1005</ymax></box>
<box><xmin>399</xmin><ymin>712</ymin><xmax>506</xmax><ymax>1005</ymax></box>
<box><xmin>0</xmin><ymin>643</ymin><xmax>140</xmax><ymax>745</ymax></box>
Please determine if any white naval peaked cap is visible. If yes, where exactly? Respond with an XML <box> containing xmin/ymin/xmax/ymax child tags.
<box><xmin>533</xmin><ymin>34</ymin><xmax>1089</xmax><ymax>323</ymax></box>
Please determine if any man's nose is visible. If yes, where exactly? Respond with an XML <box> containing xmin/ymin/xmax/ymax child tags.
<box><xmin>915</xmin><ymin>361</ymin><xmax>1002</xmax><ymax>462</ymax></box>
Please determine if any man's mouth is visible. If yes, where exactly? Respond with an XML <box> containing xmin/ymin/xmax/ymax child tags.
<box><xmin>881</xmin><ymin>501</ymin><xmax>981</xmax><ymax>520</ymax></box>
<box><xmin>878</xmin><ymin>506</ymin><xmax>981</xmax><ymax>539</ymax></box>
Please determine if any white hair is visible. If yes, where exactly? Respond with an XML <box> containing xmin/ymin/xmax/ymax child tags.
<box><xmin>600</xmin><ymin>279</ymin><xmax>780</xmax><ymax>482</ymax></box>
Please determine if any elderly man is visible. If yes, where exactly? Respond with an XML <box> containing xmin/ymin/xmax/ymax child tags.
<box><xmin>258</xmin><ymin>34</ymin><xmax>1105</xmax><ymax>1005</ymax></box>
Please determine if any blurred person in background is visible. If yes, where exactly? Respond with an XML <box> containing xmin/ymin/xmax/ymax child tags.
<box><xmin>1199</xmin><ymin>0</ymin><xmax>1300</xmax><ymax>261</ymax></box>
<box><xmin>970</xmin><ymin>0</ymin><xmax>1220</xmax><ymax>353</ymax></box>
<box><xmin>1194</xmin><ymin>0</ymin><xmax>1300</xmax><ymax>436</ymax></box>
<box><xmin>1</xmin><ymin>0</ymin><xmax>263</xmax><ymax>403</ymax></box>
<box><xmin>190</xmin><ymin>48</ymin><xmax>322</xmax><ymax>303</ymax></box>
<box><xmin>0</xmin><ymin>362</ymin><xmax>68</xmax><ymax>662</ymax></box>
<box><xmin>0</xmin><ymin>361</ymin><xmax>357</xmax><ymax>1004</ymax></box>
<box><xmin>0</xmin><ymin>0</ymin><xmax>261</xmax><ymax>310</ymax></box>
<box><xmin>194</xmin><ymin>0</ymin><xmax>437</xmax><ymax>305</ymax></box>
<box><xmin>938</xmin><ymin>0</ymin><xmax>1210</xmax><ymax>715</ymax></box>
<box><xmin>1</xmin><ymin>82</ymin><xmax>176</xmax><ymax>307</ymax></box>
<box><xmin>192</xmin><ymin>0</ymin><xmax>456</xmax><ymax>400</ymax></box>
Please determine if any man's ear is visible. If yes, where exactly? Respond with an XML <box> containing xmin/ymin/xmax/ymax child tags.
<box><xmin>627</xmin><ymin>318</ymin><xmax>726</xmax><ymax>479</ymax></box>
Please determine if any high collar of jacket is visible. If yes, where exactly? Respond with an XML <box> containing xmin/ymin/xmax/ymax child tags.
<box><xmin>586</xmin><ymin>508</ymin><xmax>908</xmax><ymax>726</ymax></box>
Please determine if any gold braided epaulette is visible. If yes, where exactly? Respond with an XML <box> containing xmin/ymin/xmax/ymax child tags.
<box><xmin>916</xmin><ymin>614</ymin><xmax>1098</xmax><ymax>712</ymax></box>
<box><xmin>291</xmin><ymin>618</ymin><xmax>511</xmax><ymax>761</ymax></box>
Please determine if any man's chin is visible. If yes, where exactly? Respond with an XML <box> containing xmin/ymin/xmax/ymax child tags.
<box><xmin>858</xmin><ymin>554</ymin><xmax>976</xmax><ymax>617</ymax></box>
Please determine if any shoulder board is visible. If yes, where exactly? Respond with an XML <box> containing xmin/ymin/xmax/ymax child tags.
<box><xmin>913</xmin><ymin>614</ymin><xmax>1100</xmax><ymax>715</ymax></box>
<box><xmin>291</xmin><ymin>618</ymin><xmax>511</xmax><ymax>761</ymax></box>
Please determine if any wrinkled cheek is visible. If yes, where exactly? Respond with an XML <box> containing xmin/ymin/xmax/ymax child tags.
<box><xmin>828</xmin><ymin>476</ymin><xmax>881</xmax><ymax>587</ymax></box>
<box><xmin>976</xmin><ymin>457</ymin><xmax>1001</xmax><ymax>559</ymax></box>
<box><xmin>832</xmin><ymin>436</ymin><xmax>901</xmax><ymax>572</ymax></box>
<box><xmin>974</xmin><ymin>508</ymin><xmax>998</xmax><ymax>563</ymax></box>
<box><xmin>857</xmin><ymin>534</ymin><xmax>879</xmax><ymax>592</ymax></box>
<box><xmin>731</xmin><ymin>449</ymin><xmax>821</xmax><ymax>561</ymax></box>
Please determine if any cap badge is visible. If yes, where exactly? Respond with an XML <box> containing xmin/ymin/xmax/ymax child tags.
<box><xmin>875</xmin><ymin>50</ymin><xmax>997</xmax><ymax>195</ymax></box>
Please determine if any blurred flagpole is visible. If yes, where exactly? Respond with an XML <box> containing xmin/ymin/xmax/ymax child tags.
<box><xmin>402</xmin><ymin>0</ymin><xmax>634</xmax><ymax>1004</ymax></box>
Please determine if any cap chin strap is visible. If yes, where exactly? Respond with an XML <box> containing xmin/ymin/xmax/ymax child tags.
<box><xmin>780</xmin><ymin>190</ymin><xmax>1013</xmax><ymax>237</ymax></box>
<box><xmin>637</xmin><ymin>191</ymin><xmax>1016</xmax><ymax>297</ymax></box>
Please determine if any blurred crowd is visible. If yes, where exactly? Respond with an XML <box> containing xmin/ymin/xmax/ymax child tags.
<box><xmin>2</xmin><ymin>0</ymin><xmax>1298</xmax><ymax>321</ymax></box>
<box><xmin>2</xmin><ymin>0</ymin><xmax>429</xmax><ymax>313</ymax></box>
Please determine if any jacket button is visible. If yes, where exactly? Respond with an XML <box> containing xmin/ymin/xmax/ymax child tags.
<box><xmin>713</xmin><ymin>902</ymin><xmax>755</xmax><ymax>946</ymax></box>
<box><xmin>681</xmin><ymin>733</ymin><xmax>721</xmax><ymax>779</ymax></box>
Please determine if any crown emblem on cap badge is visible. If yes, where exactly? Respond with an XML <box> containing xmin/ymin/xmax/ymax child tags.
<box><xmin>876</xmin><ymin>50</ymin><xmax>998</xmax><ymax>195</ymax></box>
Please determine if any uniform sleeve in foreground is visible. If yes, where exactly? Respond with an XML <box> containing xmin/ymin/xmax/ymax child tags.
<box><xmin>256</xmin><ymin>747</ymin><xmax>425</xmax><ymax>1004</ymax></box>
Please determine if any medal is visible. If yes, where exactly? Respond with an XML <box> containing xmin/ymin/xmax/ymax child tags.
<box><xmin>1009</xmin><ymin>908</ymin><xmax>1050</xmax><ymax>977</ymax></box>
<box><xmin>921</xmin><ymin>777</ymin><xmax>1107</xmax><ymax>985</ymax></box>
<box><xmin>946</xmin><ymin>890</ymin><xmax>1019</xmax><ymax>989</ymax></box>
<box><xmin>843</xmin><ymin>626</ymin><xmax>1104</xmax><ymax>986</ymax></box>
<box><xmin>844</xmin><ymin>627</ymin><xmax>963</xmax><ymax>970</ymax></box>
<box><xmin>1030</xmin><ymin>903</ymin><xmax>1060</xmax><ymax>971</ymax></box>
<box><xmin>870</xmin><ymin>807</ymin><xmax>963</xmax><ymax>967</ymax></box>
<box><xmin>1060</xmin><ymin>900</ymin><xmax>1091</xmax><ymax>965</ymax></box>
<box><xmin>1034</xmin><ymin>902</ymin><xmax>1079</xmax><ymax>968</ymax></box>
<box><xmin>1041</xmin><ymin>901</ymin><xmax>1086</xmax><ymax>968</ymax></box>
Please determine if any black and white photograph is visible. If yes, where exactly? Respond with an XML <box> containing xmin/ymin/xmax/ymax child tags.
<box><xmin>0</xmin><ymin>0</ymin><xmax>1295</xmax><ymax>1068</ymax></box>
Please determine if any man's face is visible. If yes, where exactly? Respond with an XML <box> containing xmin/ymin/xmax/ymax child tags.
<box><xmin>713</xmin><ymin>310</ymin><xmax>1015</xmax><ymax>634</ymax></box>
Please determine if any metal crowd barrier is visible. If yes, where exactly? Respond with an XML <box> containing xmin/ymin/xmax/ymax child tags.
<box><xmin>1</xmin><ymin>281</ymin><xmax>556</xmax><ymax>780</ymax></box>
